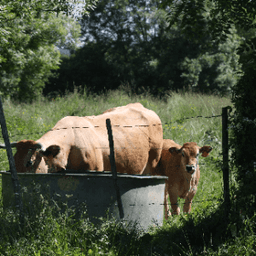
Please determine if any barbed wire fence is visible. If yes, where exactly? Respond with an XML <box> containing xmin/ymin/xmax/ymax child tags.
<box><xmin>0</xmin><ymin>108</ymin><xmax>231</xmax><ymax>214</ymax></box>
<box><xmin>0</xmin><ymin>114</ymin><xmax>222</xmax><ymax>141</ymax></box>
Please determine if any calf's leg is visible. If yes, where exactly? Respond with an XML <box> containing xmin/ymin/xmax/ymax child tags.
<box><xmin>168</xmin><ymin>185</ymin><xmax>180</xmax><ymax>215</ymax></box>
<box><xmin>183</xmin><ymin>187</ymin><xmax>197</xmax><ymax>213</ymax></box>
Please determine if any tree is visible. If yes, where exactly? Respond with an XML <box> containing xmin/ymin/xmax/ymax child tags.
<box><xmin>46</xmin><ymin>0</ymin><xmax>242</xmax><ymax>96</ymax></box>
<box><xmin>0</xmin><ymin>0</ymin><xmax>97</xmax><ymax>102</ymax></box>
<box><xmin>46</xmin><ymin>0</ymin><xmax>172</xmax><ymax>94</ymax></box>
<box><xmin>79</xmin><ymin>0</ymin><xmax>169</xmax><ymax>94</ymax></box>
<box><xmin>44</xmin><ymin>0</ymin><xmax>186</xmax><ymax>94</ymax></box>
<box><xmin>164</xmin><ymin>0</ymin><xmax>242</xmax><ymax>94</ymax></box>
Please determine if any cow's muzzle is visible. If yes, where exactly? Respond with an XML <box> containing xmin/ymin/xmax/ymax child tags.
<box><xmin>186</xmin><ymin>165</ymin><xmax>196</xmax><ymax>174</ymax></box>
<box><xmin>26</xmin><ymin>160</ymin><xmax>33</xmax><ymax>168</ymax></box>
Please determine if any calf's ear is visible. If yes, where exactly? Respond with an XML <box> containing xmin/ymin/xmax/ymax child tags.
<box><xmin>41</xmin><ymin>145</ymin><xmax>61</xmax><ymax>158</ymax></box>
<box><xmin>169</xmin><ymin>147</ymin><xmax>182</xmax><ymax>155</ymax></box>
<box><xmin>200</xmin><ymin>146</ymin><xmax>213</xmax><ymax>157</ymax></box>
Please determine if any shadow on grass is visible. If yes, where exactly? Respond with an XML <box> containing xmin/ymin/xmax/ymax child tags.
<box><xmin>141</xmin><ymin>203</ymin><xmax>237</xmax><ymax>256</ymax></box>
<box><xmin>0</xmin><ymin>194</ymin><xmax>254</xmax><ymax>255</ymax></box>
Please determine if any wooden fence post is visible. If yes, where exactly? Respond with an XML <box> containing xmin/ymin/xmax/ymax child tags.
<box><xmin>106</xmin><ymin>118</ymin><xmax>124</xmax><ymax>219</ymax></box>
<box><xmin>222</xmin><ymin>106</ymin><xmax>231</xmax><ymax>220</ymax></box>
<box><xmin>0</xmin><ymin>97</ymin><xmax>24</xmax><ymax>224</ymax></box>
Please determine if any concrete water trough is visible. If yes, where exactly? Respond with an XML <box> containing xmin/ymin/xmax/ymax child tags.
<box><xmin>0</xmin><ymin>171</ymin><xmax>167</xmax><ymax>230</ymax></box>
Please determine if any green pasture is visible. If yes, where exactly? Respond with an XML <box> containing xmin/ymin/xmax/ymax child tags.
<box><xmin>0</xmin><ymin>89</ymin><xmax>255</xmax><ymax>255</ymax></box>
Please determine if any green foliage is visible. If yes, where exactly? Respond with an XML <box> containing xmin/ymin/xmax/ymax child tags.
<box><xmin>0</xmin><ymin>0</ymin><xmax>96</xmax><ymax>102</ymax></box>
<box><xmin>46</xmin><ymin>0</ymin><xmax>241</xmax><ymax>96</ymax></box>
<box><xmin>180</xmin><ymin>26</ymin><xmax>242</xmax><ymax>94</ymax></box>
<box><xmin>46</xmin><ymin>0</ymin><xmax>169</xmax><ymax>94</ymax></box>
<box><xmin>0</xmin><ymin>196</ymin><xmax>141</xmax><ymax>255</ymax></box>
<box><xmin>162</xmin><ymin>0</ymin><xmax>242</xmax><ymax>94</ymax></box>
<box><xmin>0</xmin><ymin>0</ymin><xmax>96</xmax><ymax>22</ymax></box>
<box><xmin>230</xmin><ymin>63</ymin><xmax>256</xmax><ymax>216</ymax></box>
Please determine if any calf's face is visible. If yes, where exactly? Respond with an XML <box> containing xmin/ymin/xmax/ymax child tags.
<box><xmin>169</xmin><ymin>142</ymin><xmax>212</xmax><ymax>175</ymax></box>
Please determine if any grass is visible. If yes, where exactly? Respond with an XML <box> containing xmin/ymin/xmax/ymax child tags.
<box><xmin>0</xmin><ymin>88</ymin><xmax>255</xmax><ymax>255</ymax></box>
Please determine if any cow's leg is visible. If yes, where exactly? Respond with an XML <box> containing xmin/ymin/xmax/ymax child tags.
<box><xmin>168</xmin><ymin>186</ymin><xmax>180</xmax><ymax>215</ymax></box>
<box><xmin>143</xmin><ymin>148</ymin><xmax>162</xmax><ymax>175</ymax></box>
<box><xmin>183</xmin><ymin>187</ymin><xmax>197</xmax><ymax>213</ymax></box>
<box><xmin>87</xmin><ymin>149</ymin><xmax>104</xmax><ymax>172</ymax></box>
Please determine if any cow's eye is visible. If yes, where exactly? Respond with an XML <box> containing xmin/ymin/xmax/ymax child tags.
<box><xmin>182</xmin><ymin>151</ymin><xmax>185</xmax><ymax>157</ymax></box>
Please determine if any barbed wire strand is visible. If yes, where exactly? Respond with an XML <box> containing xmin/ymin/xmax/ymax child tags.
<box><xmin>127</xmin><ymin>198</ymin><xmax>223</xmax><ymax>207</ymax></box>
<box><xmin>165</xmin><ymin>114</ymin><xmax>222</xmax><ymax>125</ymax></box>
<box><xmin>0</xmin><ymin>113</ymin><xmax>221</xmax><ymax>141</ymax></box>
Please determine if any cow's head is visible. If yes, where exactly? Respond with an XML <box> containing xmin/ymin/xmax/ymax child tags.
<box><xmin>12</xmin><ymin>140</ymin><xmax>61</xmax><ymax>173</ymax></box>
<box><xmin>169</xmin><ymin>142</ymin><xmax>212</xmax><ymax>175</ymax></box>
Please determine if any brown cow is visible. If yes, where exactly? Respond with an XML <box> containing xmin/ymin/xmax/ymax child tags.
<box><xmin>155</xmin><ymin>139</ymin><xmax>212</xmax><ymax>219</ymax></box>
<box><xmin>1</xmin><ymin>103</ymin><xmax>163</xmax><ymax>174</ymax></box>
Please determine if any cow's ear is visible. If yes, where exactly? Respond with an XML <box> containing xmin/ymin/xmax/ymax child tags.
<box><xmin>200</xmin><ymin>146</ymin><xmax>212</xmax><ymax>157</ymax></box>
<box><xmin>169</xmin><ymin>147</ymin><xmax>182</xmax><ymax>155</ymax></box>
<box><xmin>42</xmin><ymin>145</ymin><xmax>60</xmax><ymax>158</ymax></box>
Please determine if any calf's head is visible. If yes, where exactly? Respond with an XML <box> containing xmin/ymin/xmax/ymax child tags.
<box><xmin>14</xmin><ymin>140</ymin><xmax>61</xmax><ymax>173</ymax></box>
<box><xmin>169</xmin><ymin>142</ymin><xmax>212</xmax><ymax>175</ymax></box>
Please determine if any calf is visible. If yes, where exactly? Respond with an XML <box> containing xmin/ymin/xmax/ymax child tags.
<box><xmin>157</xmin><ymin>139</ymin><xmax>212</xmax><ymax>219</ymax></box>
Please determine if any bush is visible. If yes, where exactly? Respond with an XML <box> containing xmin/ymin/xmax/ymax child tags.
<box><xmin>230</xmin><ymin>60</ymin><xmax>256</xmax><ymax>216</ymax></box>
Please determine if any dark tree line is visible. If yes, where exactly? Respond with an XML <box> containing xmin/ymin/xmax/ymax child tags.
<box><xmin>45</xmin><ymin>0</ymin><xmax>241</xmax><ymax>96</ymax></box>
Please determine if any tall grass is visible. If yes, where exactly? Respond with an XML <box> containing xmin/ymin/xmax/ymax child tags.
<box><xmin>1</xmin><ymin>88</ymin><xmax>255</xmax><ymax>255</ymax></box>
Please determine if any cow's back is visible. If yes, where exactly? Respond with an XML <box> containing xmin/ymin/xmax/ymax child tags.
<box><xmin>90</xmin><ymin>103</ymin><xmax>163</xmax><ymax>174</ymax></box>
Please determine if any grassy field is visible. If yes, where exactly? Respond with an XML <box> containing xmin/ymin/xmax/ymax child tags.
<box><xmin>0</xmin><ymin>89</ymin><xmax>255</xmax><ymax>255</ymax></box>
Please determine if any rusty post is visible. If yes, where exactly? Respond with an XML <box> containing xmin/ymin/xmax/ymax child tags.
<box><xmin>106</xmin><ymin>118</ymin><xmax>124</xmax><ymax>219</ymax></box>
<box><xmin>0</xmin><ymin>97</ymin><xmax>24</xmax><ymax>224</ymax></box>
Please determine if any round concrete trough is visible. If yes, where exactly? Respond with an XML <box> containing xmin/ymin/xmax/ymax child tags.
<box><xmin>0</xmin><ymin>171</ymin><xmax>167</xmax><ymax>230</ymax></box>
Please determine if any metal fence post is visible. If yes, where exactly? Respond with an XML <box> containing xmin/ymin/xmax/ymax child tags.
<box><xmin>222</xmin><ymin>106</ymin><xmax>231</xmax><ymax>219</ymax></box>
<box><xmin>106</xmin><ymin>118</ymin><xmax>124</xmax><ymax>219</ymax></box>
<box><xmin>0</xmin><ymin>97</ymin><xmax>24</xmax><ymax>224</ymax></box>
